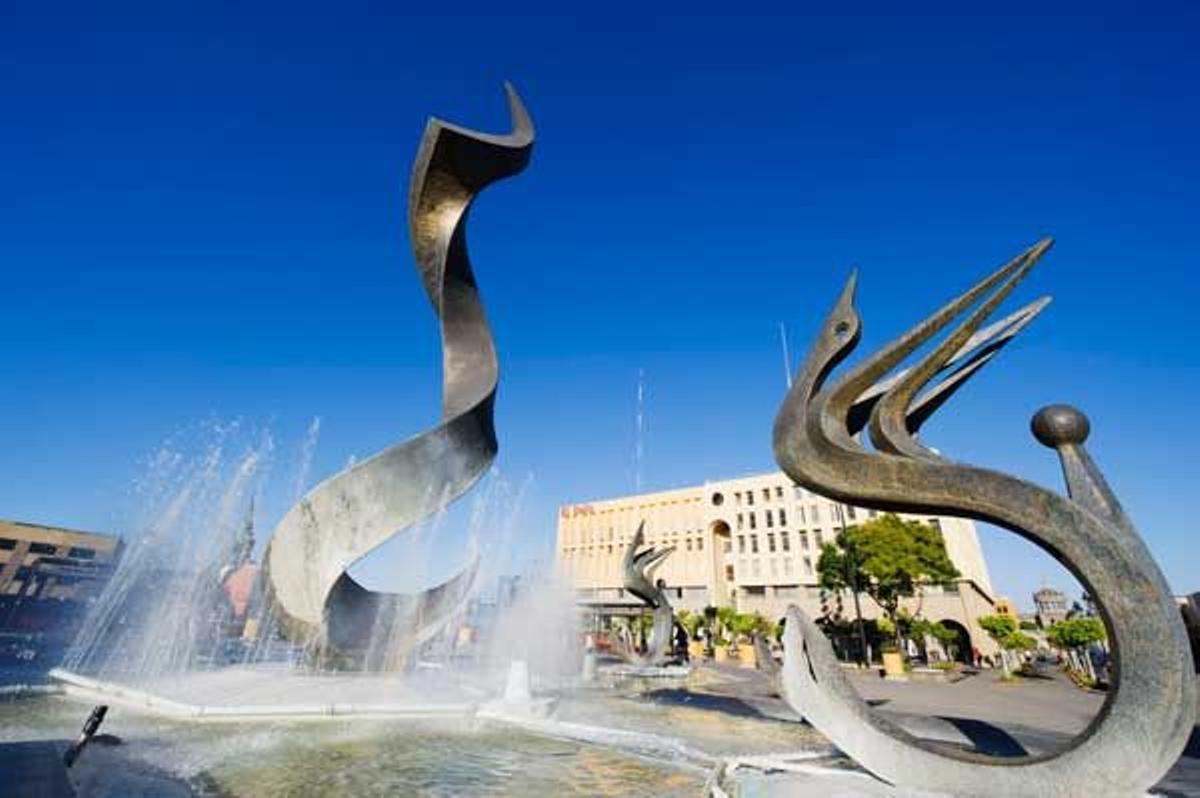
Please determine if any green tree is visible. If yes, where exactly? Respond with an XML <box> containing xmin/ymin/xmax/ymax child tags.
<box><xmin>1046</xmin><ymin>617</ymin><xmax>1107</xmax><ymax>681</ymax></box>
<box><xmin>929</xmin><ymin>622</ymin><xmax>962</xmax><ymax>662</ymax></box>
<box><xmin>979</xmin><ymin>614</ymin><xmax>1037</xmax><ymax>677</ymax></box>
<box><xmin>817</xmin><ymin>514</ymin><xmax>960</xmax><ymax>653</ymax></box>
<box><xmin>903</xmin><ymin>612</ymin><xmax>960</xmax><ymax>663</ymax></box>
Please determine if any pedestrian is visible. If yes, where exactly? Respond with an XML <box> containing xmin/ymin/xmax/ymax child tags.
<box><xmin>675</xmin><ymin>624</ymin><xmax>689</xmax><ymax>663</ymax></box>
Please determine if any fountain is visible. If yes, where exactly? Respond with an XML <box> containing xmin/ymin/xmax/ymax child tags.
<box><xmin>2</xmin><ymin>86</ymin><xmax>1192</xmax><ymax>798</ymax></box>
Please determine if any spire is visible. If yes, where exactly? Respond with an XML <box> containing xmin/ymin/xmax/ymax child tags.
<box><xmin>236</xmin><ymin>496</ymin><xmax>255</xmax><ymax>565</ymax></box>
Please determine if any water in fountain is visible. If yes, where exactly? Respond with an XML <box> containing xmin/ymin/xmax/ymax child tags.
<box><xmin>62</xmin><ymin>420</ymin><xmax>278</xmax><ymax>680</ymax></box>
<box><xmin>14</xmin><ymin>419</ymin><xmax>854</xmax><ymax>796</ymax></box>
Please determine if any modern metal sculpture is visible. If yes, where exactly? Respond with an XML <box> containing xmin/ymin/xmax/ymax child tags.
<box><xmin>262</xmin><ymin>84</ymin><xmax>534</xmax><ymax>667</ymax></box>
<box><xmin>615</xmin><ymin>522</ymin><xmax>677</xmax><ymax>666</ymax></box>
<box><xmin>773</xmin><ymin>239</ymin><xmax>1196</xmax><ymax>795</ymax></box>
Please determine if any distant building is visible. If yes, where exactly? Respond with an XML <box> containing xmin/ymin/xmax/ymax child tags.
<box><xmin>556</xmin><ymin>471</ymin><xmax>1002</xmax><ymax>660</ymax></box>
<box><xmin>993</xmin><ymin>596</ymin><xmax>1019</xmax><ymax>620</ymax></box>
<box><xmin>0</xmin><ymin>520</ymin><xmax>121</xmax><ymax>658</ymax></box>
<box><xmin>1033</xmin><ymin>587</ymin><xmax>1069</xmax><ymax>627</ymax></box>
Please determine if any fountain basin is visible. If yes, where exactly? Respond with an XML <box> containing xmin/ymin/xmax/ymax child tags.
<box><xmin>48</xmin><ymin>666</ymin><xmax>478</xmax><ymax>722</ymax></box>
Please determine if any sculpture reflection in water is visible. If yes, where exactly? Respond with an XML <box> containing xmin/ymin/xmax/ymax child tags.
<box><xmin>262</xmin><ymin>84</ymin><xmax>535</xmax><ymax>670</ymax></box>
<box><xmin>772</xmin><ymin>239</ymin><xmax>1196</xmax><ymax>796</ymax></box>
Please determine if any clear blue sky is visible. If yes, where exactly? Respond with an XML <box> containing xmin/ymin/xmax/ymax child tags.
<box><xmin>2</xmin><ymin>3</ymin><xmax>1197</xmax><ymax>611</ymax></box>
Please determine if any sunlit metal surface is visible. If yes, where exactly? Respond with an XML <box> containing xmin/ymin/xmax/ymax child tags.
<box><xmin>263</xmin><ymin>85</ymin><xmax>534</xmax><ymax>666</ymax></box>
<box><xmin>774</xmin><ymin>240</ymin><xmax>1195</xmax><ymax>795</ymax></box>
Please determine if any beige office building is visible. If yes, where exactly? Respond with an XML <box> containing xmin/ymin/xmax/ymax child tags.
<box><xmin>557</xmin><ymin>471</ymin><xmax>1002</xmax><ymax>659</ymax></box>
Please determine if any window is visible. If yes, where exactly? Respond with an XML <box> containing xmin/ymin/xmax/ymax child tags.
<box><xmin>737</xmin><ymin>513</ymin><xmax>744</xmax><ymax>530</ymax></box>
<box><xmin>697</xmin><ymin>537</ymin><xmax>704</xmax><ymax>551</ymax></box>
<box><xmin>797</xmin><ymin>506</ymin><xmax>806</xmax><ymax>524</ymax></box>
<box><xmin>738</xmin><ymin>535</ymin><xmax>746</xmax><ymax>553</ymax></box>
<box><xmin>750</xmin><ymin>535</ymin><xmax>759</xmax><ymax>554</ymax></box>
<box><xmin>767</xmin><ymin>533</ymin><xmax>776</xmax><ymax>553</ymax></box>
<box><xmin>811</xmin><ymin>505</ymin><xmax>821</xmax><ymax>522</ymax></box>
<box><xmin>746</xmin><ymin>492</ymin><xmax>755</xmax><ymax>506</ymax></box>
<box><xmin>711</xmin><ymin>492</ymin><xmax>724</xmax><ymax>506</ymax></box>
<box><xmin>803</xmin><ymin>557</ymin><xmax>813</xmax><ymax>575</ymax></box>
<box><xmin>765</xmin><ymin>510</ymin><xmax>774</xmax><ymax>527</ymax></box>
<box><xmin>762</xmin><ymin>488</ymin><xmax>770</xmax><ymax>502</ymax></box>
<box><xmin>814</xmin><ymin>530</ymin><xmax>824</xmax><ymax>547</ymax></box>
<box><xmin>28</xmin><ymin>542</ymin><xmax>56</xmax><ymax>555</ymax></box>
<box><xmin>749</xmin><ymin>513</ymin><xmax>757</xmax><ymax>530</ymax></box>
<box><xmin>752</xmin><ymin>559</ymin><xmax>761</xmax><ymax>576</ymax></box>
<box><xmin>744</xmin><ymin>584</ymin><xmax>765</xmax><ymax>596</ymax></box>
<box><xmin>928</xmin><ymin>519</ymin><xmax>942</xmax><ymax>533</ymax></box>
<box><xmin>800</xmin><ymin>532</ymin><xmax>809</xmax><ymax>550</ymax></box>
<box><xmin>0</xmin><ymin>538</ymin><xmax>15</xmax><ymax>550</ymax></box>
<box><xmin>846</xmin><ymin>506</ymin><xmax>857</xmax><ymax>521</ymax></box>
<box><xmin>783</xmin><ymin>559</ymin><xmax>793</xmax><ymax>576</ymax></box>
<box><xmin>868</xmin><ymin>509</ymin><xmax>877</xmax><ymax>518</ymax></box>
<box><xmin>734</xmin><ymin>492</ymin><xmax>742</xmax><ymax>505</ymax></box>
<box><xmin>775</xmin><ymin>486</ymin><xmax>783</xmax><ymax>499</ymax></box>
<box><xmin>779</xmin><ymin>508</ymin><xmax>787</xmax><ymax>526</ymax></box>
<box><xmin>686</xmin><ymin>539</ymin><xmax>693</xmax><ymax>551</ymax></box>
<box><xmin>781</xmin><ymin>531</ymin><xmax>790</xmax><ymax>552</ymax></box>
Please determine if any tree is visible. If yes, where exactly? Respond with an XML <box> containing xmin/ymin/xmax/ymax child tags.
<box><xmin>979</xmin><ymin>614</ymin><xmax>1037</xmax><ymax>677</ymax></box>
<box><xmin>929</xmin><ymin>622</ymin><xmax>962</xmax><ymax>662</ymax></box>
<box><xmin>904</xmin><ymin>612</ymin><xmax>961</xmax><ymax>663</ymax></box>
<box><xmin>817</xmin><ymin>514</ymin><xmax>960</xmax><ymax>655</ymax></box>
<box><xmin>1047</xmin><ymin>617</ymin><xmax>1107</xmax><ymax>682</ymax></box>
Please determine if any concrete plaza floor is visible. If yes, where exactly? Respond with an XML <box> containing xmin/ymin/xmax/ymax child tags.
<box><xmin>671</xmin><ymin>661</ymin><xmax>1200</xmax><ymax>795</ymax></box>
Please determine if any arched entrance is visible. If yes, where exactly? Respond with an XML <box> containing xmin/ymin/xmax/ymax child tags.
<box><xmin>708</xmin><ymin>520</ymin><xmax>732</xmax><ymax>606</ymax></box>
<box><xmin>939</xmin><ymin>619</ymin><xmax>973</xmax><ymax>664</ymax></box>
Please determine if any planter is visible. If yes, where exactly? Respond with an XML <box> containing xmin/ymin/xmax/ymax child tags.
<box><xmin>882</xmin><ymin>651</ymin><xmax>908</xmax><ymax>680</ymax></box>
<box><xmin>737</xmin><ymin>644</ymin><xmax>758</xmax><ymax>669</ymax></box>
<box><xmin>688</xmin><ymin>641</ymin><xmax>706</xmax><ymax>659</ymax></box>
<box><xmin>714</xmin><ymin>646</ymin><xmax>729</xmax><ymax>664</ymax></box>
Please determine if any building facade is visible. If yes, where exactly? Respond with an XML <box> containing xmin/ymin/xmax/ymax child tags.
<box><xmin>557</xmin><ymin>471</ymin><xmax>1002</xmax><ymax>659</ymax></box>
<box><xmin>0</xmin><ymin>519</ymin><xmax>121</xmax><ymax>662</ymax></box>
<box><xmin>1033</xmin><ymin>587</ymin><xmax>1069</xmax><ymax>628</ymax></box>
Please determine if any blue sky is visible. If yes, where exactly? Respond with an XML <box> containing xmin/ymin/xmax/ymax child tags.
<box><xmin>2</xmin><ymin>3</ymin><xmax>1197</xmax><ymax>610</ymax></box>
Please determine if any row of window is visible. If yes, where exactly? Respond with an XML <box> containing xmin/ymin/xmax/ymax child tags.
<box><xmin>730</xmin><ymin>485</ymin><xmax>820</xmax><ymax>506</ymax></box>
<box><xmin>735</xmin><ymin>529</ymin><xmax>826</xmax><ymax>555</ymax></box>
<box><xmin>728</xmin><ymin>555</ymin><xmax>814</xmax><ymax>581</ymax></box>
<box><xmin>0</xmin><ymin>538</ymin><xmax>97</xmax><ymax>559</ymax></box>
<box><xmin>562</xmin><ymin>536</ymin><xmax>705</xmax><ymax>557</ymax></box>
<box><xmin>733</xmin><ymin>504</ymin><xmax>871</xmax><ymax>532</ymax></box>
<box><xmin>739</xmin><ymin>585</ymin><xmax>824</xmax><ymax>600</ymax></box>
<box><xmin>562</xmin><ymin>527</ymin><xmax>703</xmax><ymax>546</ymax></box>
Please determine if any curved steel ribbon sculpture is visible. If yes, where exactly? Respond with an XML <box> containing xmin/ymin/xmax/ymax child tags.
<box><xmin>263</xmin><ymin>84</ymin><xmax>534</xmax><ymax>666</ymax></box>
<box><xmin>615</xmin><ymin>522</ymin><xmax>676</xmax><ymax>666</ymax></box>
<box><xmin>773</xmin><ymin>239</ymin><xmax>1195</xmax><ymax>795</ymax></box>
